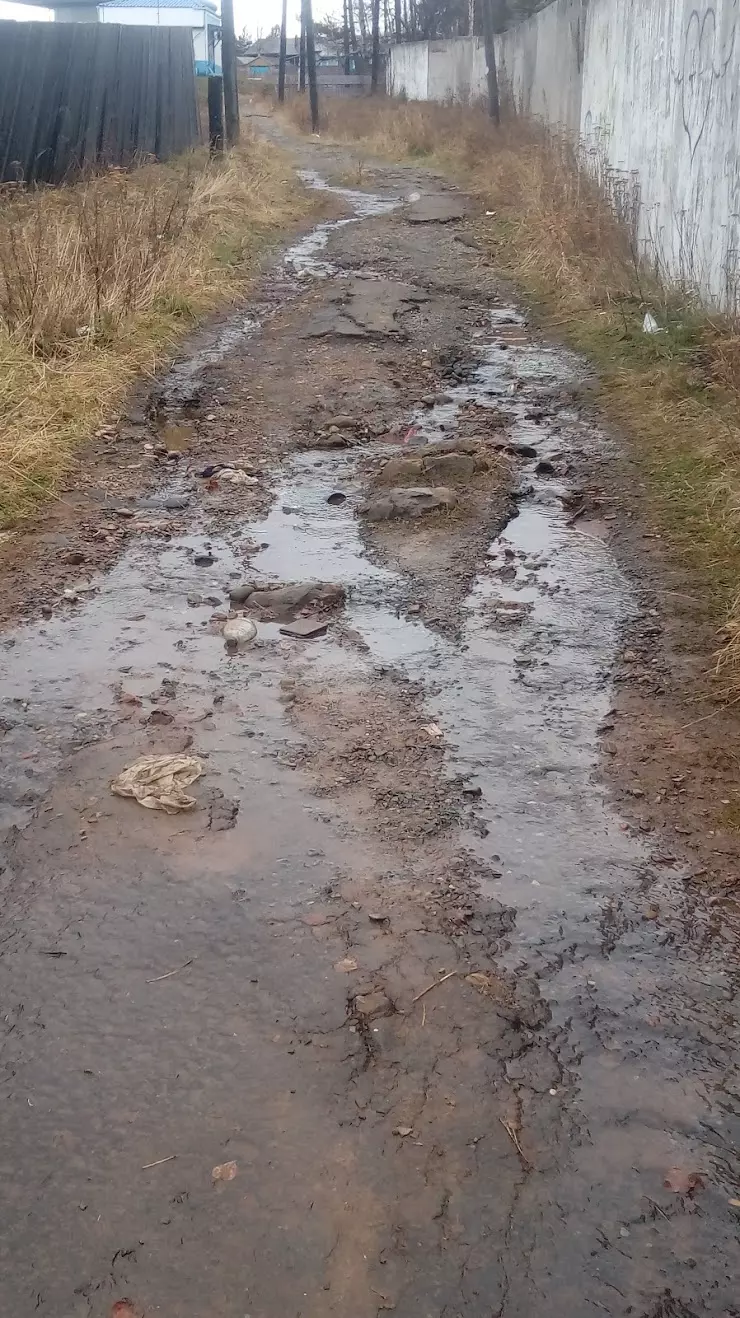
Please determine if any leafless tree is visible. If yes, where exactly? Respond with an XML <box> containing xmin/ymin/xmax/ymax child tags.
<box><xmin>370</xmin><ymin>0</ymin><xmax>381</xmax><ymax>91</ymax></box>
<box><xmin>277</xmin><ymin>0</ymin><xmax>288</xmax><ymax>102</ymax></box>
<box><xmin>302</xmin><ymin>0</ymin><xmax>320</xmax><ymax>131</ymax></box>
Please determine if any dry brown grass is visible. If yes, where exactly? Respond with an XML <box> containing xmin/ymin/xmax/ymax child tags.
<box><xmin>283</xmin><ymin>94</ymin><xmax>740</xmax><ymax>681</ymax></box>
<box><xmin>0</xmin><ymin>130</ymin><xmax>317</xmax><ymax>527</ymax></box>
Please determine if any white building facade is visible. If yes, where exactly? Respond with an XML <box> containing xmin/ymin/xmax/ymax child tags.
<box><xmin>97</xmin><ymin>0</ymin><xmax>221</xmax><ymax>74</ymax></box>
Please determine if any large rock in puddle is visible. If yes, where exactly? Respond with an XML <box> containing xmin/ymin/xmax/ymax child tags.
<box><xmin>359</xmin><ymin>487</ymin><xmax>458</xmax><ymax>522</ymax></box>
<box><xmin>376</xmin><ymin>438</ymin><xmax>491</xmax><ymax>486</ymax></box>
<box><xmin>228</xmin><ymin>581</ymin><xmax>346</xmax><ymax>619</ymax></box>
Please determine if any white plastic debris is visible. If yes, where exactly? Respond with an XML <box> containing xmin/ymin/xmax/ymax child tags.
<box><xmin>223</xmin><ymin>616</ymin><xmax>258</xmax><ymax>647</ymax></box>
<box><xmin>642</xmin><ymin>311</ymin><xmax>661</xmax><ymax>333</ymax></box>
<box><xmin>111</xmin><ymin>754</ymin><xmax>204</xmax><ymax>813</ymax></box>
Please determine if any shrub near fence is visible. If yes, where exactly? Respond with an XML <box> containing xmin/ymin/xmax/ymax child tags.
<box><xmin>0</xmin><ymin>21</ymin><xmax>200</xmax><ymax>184</ymax></box>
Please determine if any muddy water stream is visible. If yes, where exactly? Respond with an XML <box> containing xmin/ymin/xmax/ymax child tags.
<box><xmin>2</xmin><ymin>168</ymin><xmax>740</xmax><ymax>1312</ymax></box>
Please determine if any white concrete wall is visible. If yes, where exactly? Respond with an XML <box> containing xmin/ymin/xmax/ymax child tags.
<box><xmin>387</xmin><ymin>0</ymin><xmax>740</xmax><ymax>309</ymax></box>
<box><xmin>389</xmin><ymin>38</ymin><xmax>429</xmax><ymax>99</ymax></box>
<box><xmin>498</xmin><ymin>0</ymin><xmax>586</xmax><ymax>135</ymax></box>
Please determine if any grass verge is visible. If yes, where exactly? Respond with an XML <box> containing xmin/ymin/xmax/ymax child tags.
<box><xmin>0</xmin><ymin>130</ymin><xmax>319</xmax><ymax>528</ymax></box>
<box><xmin>283</xmin><ymin>95</ymin><xmax>740</xmax><ymax>679</ymax></box>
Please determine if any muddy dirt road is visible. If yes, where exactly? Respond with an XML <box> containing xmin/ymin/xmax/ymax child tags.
<box><xmin>1</xmin><ymin>114</ymin><xmax>740</xmax><ymax>1318</ymax></box>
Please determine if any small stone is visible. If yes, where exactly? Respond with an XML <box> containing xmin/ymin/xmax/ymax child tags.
<box><xmin>354</xmin><ymin>990</ymin><xmax>391</xmax><ymax>1018</ymax></box>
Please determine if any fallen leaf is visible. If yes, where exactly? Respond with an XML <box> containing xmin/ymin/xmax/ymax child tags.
<box><xmin>663</xmin><ymin>1167</ymin><xmax>705</xmax><ymax>1194</ymax></box>
<box><xmin>212</xmin><ymin>1160</ymin><xmax>238</xmax><ymax>1182</ymax></box>
<box><xmin>335</xmin><ymin>957</ymin><xmax>358</xmax><ymax>972</ymax></box>
<box><xmin>466</xmin><ymin>972</ymin><xmax>494</xmax><ymax>991</ymax></box>
<box><xmin>392</xmin><ymin>1125</ymin><xmax>413</xmax><ymax>1137</ymax></box>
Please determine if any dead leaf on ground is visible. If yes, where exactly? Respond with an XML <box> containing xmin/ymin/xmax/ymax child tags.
<box><xmin>212</xmin><ymin>1160</ymin><xmax>238</xmax><ymax>1182</ymax></box>
<box><xmin>392</xmin><ymin>1125</ymin><xmax>413</xmax><ymax>1137</ymax></box>
<box><xmin>335</xmin><ymin>957</ymin><xmax>358</xmax><ymax>972</ymax></box>
<box><xmin>466</xmin><ymin>972</ymin><xmax>494</xmax><ymax>991</ymax></box>
<box><xmin>663</xmin><ymin>1167</ymin><xmax>705</xmax><ymax>1194</ymax></box>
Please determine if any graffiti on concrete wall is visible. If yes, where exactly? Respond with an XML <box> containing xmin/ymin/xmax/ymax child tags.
<box><xmin>675</xmin><ymin>6</ymin><xmax>735</xmax><ymax>160</ymax></box>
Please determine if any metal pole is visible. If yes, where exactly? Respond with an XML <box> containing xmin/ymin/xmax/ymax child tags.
<box><xmin>207</xmin><ymin>74</ymin><xmax>224</xmax><ymax>154</ymax></box>
<box><xmin>220</xmin><ymin>0</ymin><xmax>240</xmax><ymax>145</ymax></box>
<box><xmin>278</xmin><ymin>0</ymin><xmax>288</xmax><ymax>102</ymax></box>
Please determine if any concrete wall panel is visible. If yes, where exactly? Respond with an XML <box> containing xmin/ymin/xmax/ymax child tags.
<box><xmin>388</xmin><ymin>0</ymin><xmax>740</xmax><ymax>308</ymax></box>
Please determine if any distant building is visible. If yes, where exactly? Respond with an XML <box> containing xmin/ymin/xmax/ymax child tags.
<box><xmin>97</xmin><ymin>0</ymin><xmax>221</xmax><ymax>75</ymax></box>
<box><xmin>239</xmin><ymin>35</ymin><xmax>348</xmax><ymax>78</ymax></box>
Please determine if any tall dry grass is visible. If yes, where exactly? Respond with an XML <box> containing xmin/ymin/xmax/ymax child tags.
<box><xmin>284</xmin><ymin>94</ymin><xmax>740</xmax><ymax>680</ymax></box>
<box><xmin>0</xmin><ymin>132</ymin><xmax>315</xmax><ymax>526</ymax></box>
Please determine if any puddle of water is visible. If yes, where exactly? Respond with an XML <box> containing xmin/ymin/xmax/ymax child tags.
<box><xmin>3</xmin><ymin>167</ymin><xmax>740</xmax><ymax>1292</ymax></box>
<box><xmin>287</xmin><ymin>169</ymin><xmax>400</xmax><ymax>278</ymax></box>
<box><xmin>158</xmin><ymin>419</ymin><xmax>195</xmax><ymax>451</ymax></box>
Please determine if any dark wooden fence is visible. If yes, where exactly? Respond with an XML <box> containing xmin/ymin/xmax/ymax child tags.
<box><xmin>0</xmin><ymin>21</ymin><xmax>200</xmax><ymax>184</ymax></box>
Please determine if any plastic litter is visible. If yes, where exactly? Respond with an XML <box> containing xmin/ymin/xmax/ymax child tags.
<box><xmin>223</xmin><ymin>616</ymin><xmax>258</xmax><ymax>647</ymax></box>
<box><xmin>110</xmin><ymin>754</ymin><xmax>204</xmax><ymax>813</ymax></box>
<box><xmin>642</xmin><ymin>311</ymin><xmax>661</xmax><ymax>333</ymax></box>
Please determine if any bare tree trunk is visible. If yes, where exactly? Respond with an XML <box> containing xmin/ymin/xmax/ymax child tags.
<box><xmin>220</xmin><ymin>0</ymin><xmax>240</xmax><ymax>145</ymax></box>
<box><xmin>302</xmin><ymin>0</ymin><xmax>320</xmax><ymax>131</ymax></box>
<box><xmin>394</xmin><ymin>0</ymin><xmax>402</xmax><ymax>39</ymax></box>
<box><xmin>481</xmin><ymin>0</ymin><xmax>500</xmax><ymax>123</ymax></box>
<box><xmin>343</xmin><ymin>0</ymin><xmax>351</xmax><ymax>74</ymax></box>
<box><xmin>299</xmin><ymin>14</ymin><xmax>306</xmax><ymax>91</ymax></box>
<box><xmin>370</xmin><ymin>0</ymin><xmax>381</xmax><ymax>92</ymax></box>
<box><xmin>348</xmin><ymin>0</ymin><xmax>361</xmax><ymax>70</ymax></box>
<box><xmin>357</xmin><ymin>0</ymin><xmax>368</xmax><ymax>61</ymax></box>
<box><xmin>277</xmin><ymin>0</ymin><xmax>288</xmax><ymax>102</ymax></box>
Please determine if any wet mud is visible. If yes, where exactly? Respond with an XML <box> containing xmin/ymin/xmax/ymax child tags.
<box><xmin>1</xmin><ymin>115</ymin><xmax>739</xmax><ymax>1318</ymax></box>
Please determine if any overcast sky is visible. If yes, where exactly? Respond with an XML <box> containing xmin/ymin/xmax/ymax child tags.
<box><xmin>0</xmin><ymin>0</ymin><xmax>318</xmax><ymax>37</ymax></box>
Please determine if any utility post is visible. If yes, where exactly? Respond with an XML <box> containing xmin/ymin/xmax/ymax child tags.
<box><xmin>302</xmin><ymin>0</ymin><xmax>320</xmax><ymax>132</ymax></box>
<box><xmin>277</xmin><ymin>0</ymin><xmax>288</xmax><ymax>102</ymax></box>
<box><xmin>482</xmin><ymin>0</ymin><xmax>500</xmax><ymax>124</ymax></box>
<box><xmin>207</xmin><ymin>74</ymin><xmax>224</xmax><ymax>154</ymax></box>
<box><xmin>220</xmin><ymin>0</ymin><xmax>240</xmax><ymax>144</ymax></box>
